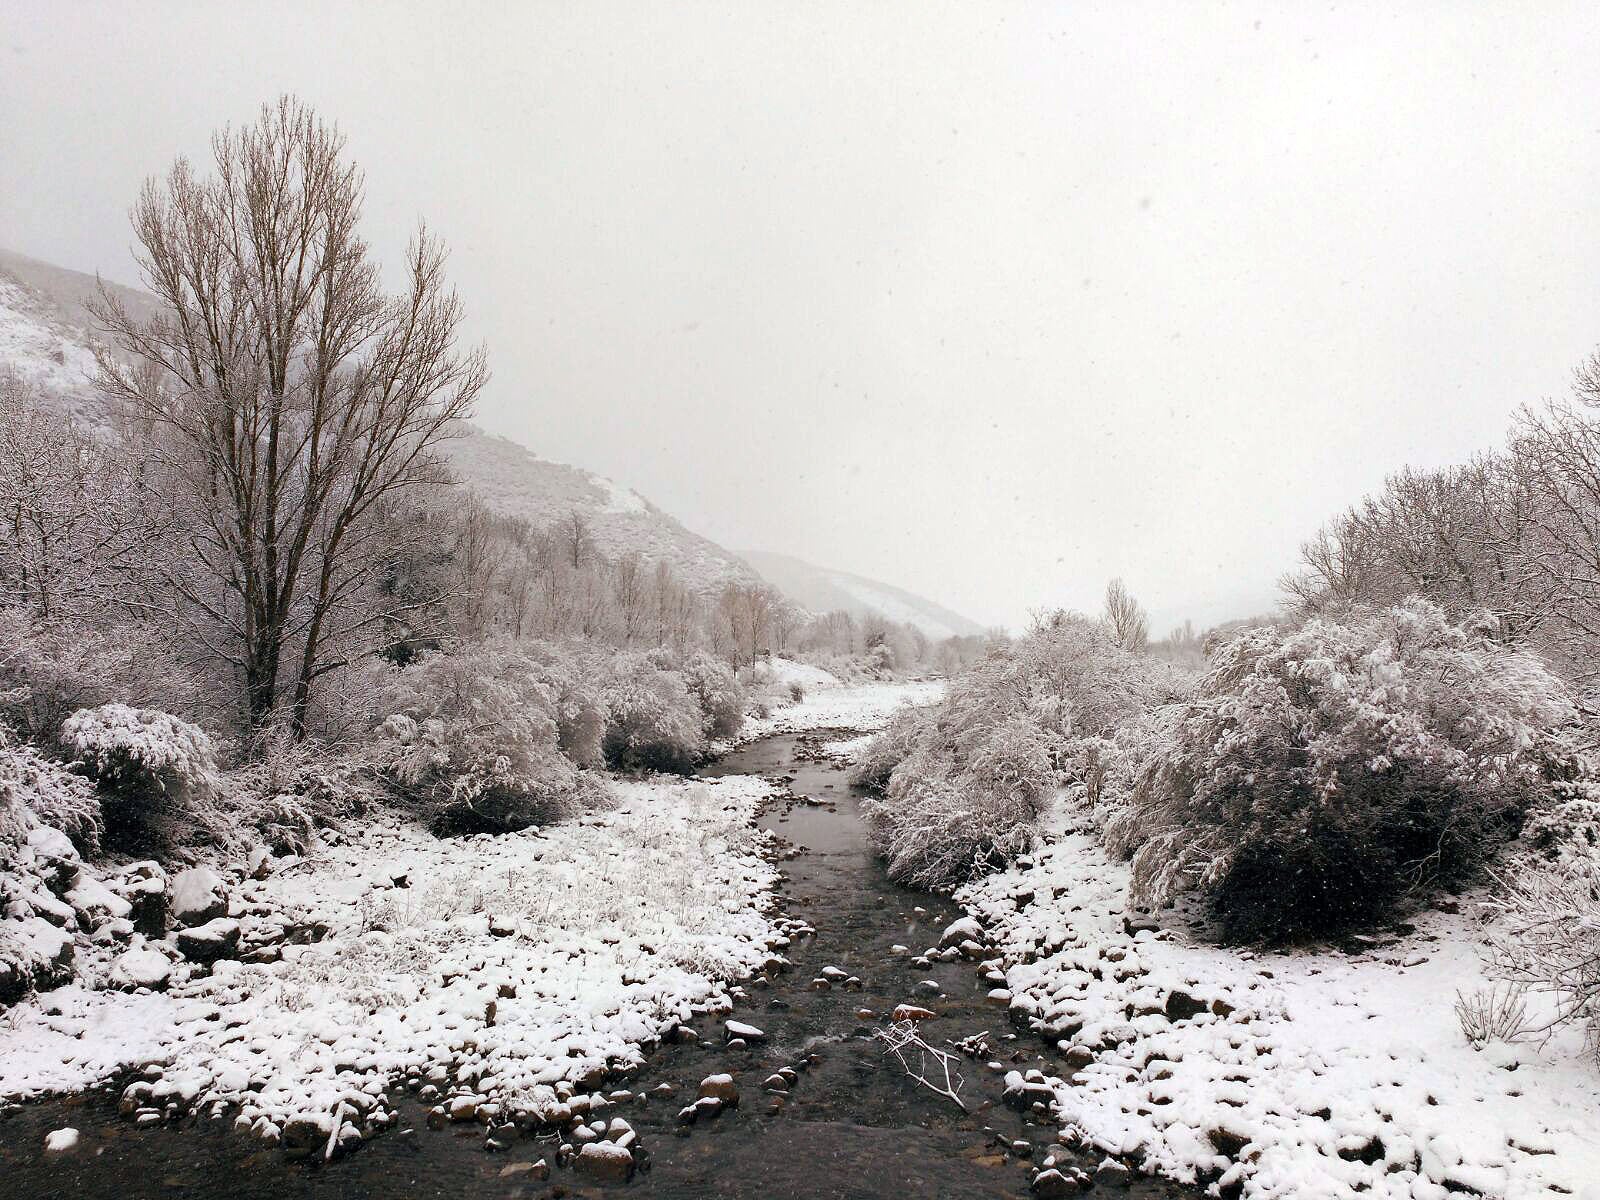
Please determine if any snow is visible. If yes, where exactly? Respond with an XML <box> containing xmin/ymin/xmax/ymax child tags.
<box><xmin>958</xmin><ymin>802</ymin><xmax>1600</xmax><ymax>1200</ymax></box>
<box><xmin>736</xmin><ymin>677</ymin><xmax>943</xmax><ymax>742</ymax></box>
<box><xmin>42</xmin><ymin>1126</ymin><xmax>79</xmax><ymax>1155</ymax></box>
<box><xmin>0</xmin><ymin>278</ymin><xmax>100</xmax><ymax>399</ymax></box>
<box><xmin>595</xmin><ymin>473</ymin><xmax>648</xmax><ymax>515</ymax></box>
<box><xmin>0</xmin><ymin>773</ymin><xmax>784</xmax><ymax>1144</ymax></box>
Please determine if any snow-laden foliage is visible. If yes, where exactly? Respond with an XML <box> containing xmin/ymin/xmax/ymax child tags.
<box><xmin>225</xmin><ymin>729</ymin><xmax>375</xmax><ymax>855</ymax></box>
<box><xmin>0</xmin><ymin>725</ymin><xmax>100</xmax><ymax>856</ymax></box>
<box><xmin>859</xmin><ymin>613</ymin><xmax>1185</xmax><ymax>889</ymax></box>
<box><xmin>848</xmin><ymin>703</ymin><xmax>929</xmax><ymax>792</ymax></box>
<box><xmin>1484</xmin><ymin>776</ymin><xmax>1600</xmax><ymax>1053</ymax></box>
<box><xmin>680</xmin><ymin>651</ymin><xmax>747</xmax><ymax>739</ymax></box>
<box><xmin>60</xmin><ymin>703</ymin><xmax>222</xmax><ymax>854</ymax></box>
<box><xmin>373</xmin><ymin>644</ymin><xmax>604</xmax><ymax>834</ymax></box>
<box><xmin>1108</xmin><ymin>600</ymin><xmax>1575</xmax><ymax>941</ymax></box>
<box><xmin>0</xmin><ymin>727</ymin><xmax>101</xmax><ymax>1004</ymax></box>
<box><xmin>0</xmin><ymin>611</ymin><xmax>206</xmax><ymax>744</ymax></box>
<box><xmin>599</xmin><ymin>652</ymin><xmax>707</xmax><ymax>773</ymax></box>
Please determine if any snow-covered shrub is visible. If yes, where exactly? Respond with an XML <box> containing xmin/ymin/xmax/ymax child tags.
<box><xmin>848</xmin><ymin>703</ymin><xmax>929</xmax><ymax>791</ymax></box>
<box><xmin>514</xmin><ymin>642</ymin><xmax>608</xmax><ymax>768</ymax></box>
<box><xmin>599</xmin><ymin>654</ymin><xmax>706</xmax><ymax>773</ymax></box>
<box><xmin>0</xmin><ymin>728</ymin><xmax>102</xmax><ymax>1004</ymax></box>
<box><xmin>1107</xmin><ymin>600</ymin><xmax>1575</xmax><ymax>941</ymax></box>
<box><xmin>1454</xmin><ymin>983</ymin><xmax>1533</xmax><ymax>1049</ymax></box>
<box><xmin>226</xmin><ymin>729</ymin><xmax>375</xmax><ymax>854</ymax></box>
<box><xmin>372</xmin><ymin>645</ymin><xmax>603</xmax><ymax>834</ymax></box>
<box><xmin>859</xmin><ymin>614</ymin><xmax>1181</xmax><ymax>889</ymax></box>
<box><xmin>1483</xmin><ymin>776</ymin><xmax>1600</xmax><ymax>1053</ymax></box>
<box><xmin>863</xmin><ymin>713</ymin><xmax>1055</xmax><ymax>888</ymax></box>
<box><xmin>60</xmin><ymin>703</ymin><xmax>223</xmax><ymax>854</ymax></box>
<box><xmin>0</xmin><ymin>611</ymin><xmax>205</xmax><ymax>743</ymax></box>
<box><xmin>0</xmin><ymin>725</ymin><xmax>101</xmax><ymax>856</ymax></box>
<box><xmin>681</xmin><ymin>652</ymin><xmax>746</xmax><ymax>739</ymax></box>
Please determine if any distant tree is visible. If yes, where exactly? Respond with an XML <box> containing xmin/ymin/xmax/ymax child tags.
<box><xmin>94</xmin><ymin>96</ymin><xmax>487</xmax><ymax>736</ymax></box>
<box><xmin>1102</xmin><ymin>577</ymin><xmax>1149</xmax><ymax>652</ymax></box>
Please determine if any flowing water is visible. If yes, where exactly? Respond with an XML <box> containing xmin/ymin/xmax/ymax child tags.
<box><xmin>0</xmin><ymin>730</ymin><xmax>1199</xmax><ymax>1200</ymax></box>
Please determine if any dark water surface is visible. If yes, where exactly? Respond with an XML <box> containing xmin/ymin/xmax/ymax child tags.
<box><xmin>0</xmin><ymin>731</ymin><xmax>1198</xmax><ymax>1200</ymax></box>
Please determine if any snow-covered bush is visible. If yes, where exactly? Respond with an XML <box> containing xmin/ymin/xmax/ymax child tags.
<box><xmin>0</xmin><ymin>727</ymin><xmax>102</xmax><ymax>1004</ymax></box>
<box><xmin>226</xmin><ymin>729</ymin><xmax>375</xmax><ymax>854</ymax></box>
<box><xmin>858</xmin><ymin>613</ymin><xmax>1182</xmax><ymax>889</ymax></box>
<box><xmin>60</xmin><ymin>703</ymin><xmax>223</xmax><ymax>854</ymax></box>
<box><xmin>1483</xmin><ymin>777</ymin><xmax>1600</xmax><ymax>1053</ymax></box>
<box><xmin>848</xmin><ymin>703</ymin><xmax>929</xmax><ymax>791</ymax></box>
<box><xmin>0</xmin><ymin>725</ymin><xmax>101</xmax><ymax>856</ymax></box>
<box><xmin>599</xmin><ymin>654</ymin><xmax>706</xmax><ymax>773</ymax></box>
<box><xmin>681</xmin><ymin>652</ymin><xmax>746</xmax><ymax>739</ymax></box>
<box><xmin>863</xmin><ymin>713</ymin><xmax>1055</xmax><ymax>888</ymax></box>
<box><xmin>0</xmin><ymin>611</ymin><xmax>205</xmax><ymax>743</ymax></box>
<box><xmin>1107</xmin><ymin>600</ymin><xmax>1575</xmax><ymax>941</ymax></box>
<box><xmin>372</xmin><ymin>645</ymin><xmax>603</xmax><ymax>834</ymax></box>
<box><xmin>515</xmin><ymin>643</ymin><xmax>608</xmax><ymax>768</ymax></box>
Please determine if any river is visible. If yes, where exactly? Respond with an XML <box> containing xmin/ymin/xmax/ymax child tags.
<box><xmin>0</xmin><ymin>729</ymin><xmax>1197</xmax><ymax>1199</ymax></box>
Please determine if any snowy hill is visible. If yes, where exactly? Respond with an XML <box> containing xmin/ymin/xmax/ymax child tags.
<box><xmin>0</xmin><ymin>247</ymin><xmax>159</xmax><ymax>430</ymax></box>
<box><xmin>441</xmin><ymin>426</ymin><xmax>764</xmax><ymax>595</ymax></box>
<box><xmin>0</xmin><ymin>247</ymin><xmax>763</xmax><ymax>597</ymax></box>
<box><xmin>741</xmin><ymin>549</ymin><xmax>984</xmax><ymax>640</ymax></box>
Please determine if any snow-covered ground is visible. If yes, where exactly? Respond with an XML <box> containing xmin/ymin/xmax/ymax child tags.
<box><xmin>958</xmin><ymin>805</ymin><xmax>1600</xmax><ymax>1200</ymax></box>
<box><xmin>734</xmin><ymin>663</ymin><xmax>941</xmax><ymax>743</ymax></box>
<box><xmin>0</xmin><ymin>775</ymin><xmax>780</xmax><ymax>1147</ymax></box>
<box><xmin>0</xmin><ymin>677</ymin><xmax>937</xmax><ymax>1154</ymax></box>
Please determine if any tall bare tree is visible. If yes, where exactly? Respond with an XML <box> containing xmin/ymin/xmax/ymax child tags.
<box><xmin>94</xmin><ymin>96</ymin><xmax>488</xmax><ymax>735</ymax></box>
<box><xmin>1102</xmin><ymin>577</ymin><xmax>1149</xmax><ymax>651</ymax></box>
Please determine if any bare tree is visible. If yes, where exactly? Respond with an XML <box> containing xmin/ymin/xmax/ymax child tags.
<box><xmin>0</xmin><ymin>373</ymin><xmax>158</xmax><ymax>620</ymax></box>
<box><xmin>94</xmin><ymin>96</ymin><xmax>488</xmax><ymax>735</ymax></box>
<box><xmin>1102</xmin><ymin>577</ymin><xmax>1149</xmax><ymax>651</ymax></box>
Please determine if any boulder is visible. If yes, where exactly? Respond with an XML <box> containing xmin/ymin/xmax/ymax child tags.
<box><xmin>175</xmin><ymin>917</ymin><xmax>241</xmax><ymax>964</ymax></box>
<box><xmin>1031</xmin><ymin>1167</ymin><xmax>1087</xmax><ymax>1196</ymax></box>
<box><xmin>110</xmin><ymin>946</ymin><xmax>173</xmax><ymax>991</ymax></box>
<box><xmin>939</xmin><ymin>915</ymin><xmax>983</xmax><ymax>947</ymax></box>
<box><xmin>247</xmin><ymin>846</ymin><xmax>273</xmax><ymax>881</ymax></box>
<box><xmin>1094</xmin><ymin>1157</ymin><xmax>1132</xmax><ymax>1187</ymax></box>
<box><xmin>697</xmin><ymin>1074</ymin><xmax>739</xmax><ymax>1106</ymax></box>
<box><xmin>574</xmin><ymin>1140</ymin><xmax>634</xmax><ymax>1184</ymax></box>
<box><xmin>170</xmin><ymin>867</ymin><xmax>227</xmax><ymax>927</ymax></box>
<box><xmin>121</xmin><ymin>869</ymin><xmax>169</xmax><ymax>938</ymax></box>
<box><xmin>26</xmin><ymin>827</ymin><xmax>81</xmax><ymax>895</ymax></box>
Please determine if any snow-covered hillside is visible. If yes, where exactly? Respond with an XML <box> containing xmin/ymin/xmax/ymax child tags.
<box><xmin>0</xmin><ymin>247</ymin><xmax>760</xmax><ymax>598</ymax></box>
<box><xmin>441</xmin><ymin>426</ymin><xmax>764</xmax><ymax>596</ymax></box>
<box><xmin>741</xmin><ymin>549</ymin><xmax>985</xmax><ymax>640</ymax></box>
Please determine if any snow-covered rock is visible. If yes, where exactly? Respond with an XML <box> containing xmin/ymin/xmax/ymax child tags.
<box><xmin>109</xmin><ymin>947</ymin><xmax>174</xmax><ymax>992</ymax></box>
<box><xmin>174</xmin><ymin>917</ymin><xmax>240</xmax><ymax>964</ymax></box>
<box><xmin>42</xmin><ymin>1127</ymin><xmax>79</xmax><ymax>1156</ymax></box>
<box><xmin>169</xmin><ymin>867</ymin><xmax>227</xmax><ymax>927</ymax></box>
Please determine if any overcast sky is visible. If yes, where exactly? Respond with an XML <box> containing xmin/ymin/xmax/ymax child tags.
<box><xmin>5</xmin><ymin>2</ymin><xmax>1600</xmax><ymax>633</ymax></box>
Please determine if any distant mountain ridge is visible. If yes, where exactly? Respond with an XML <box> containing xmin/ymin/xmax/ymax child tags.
<box><xmin>741</xmin><ymin>549</ymin><xmax>985</xmax><ymax>641</ymax></box>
